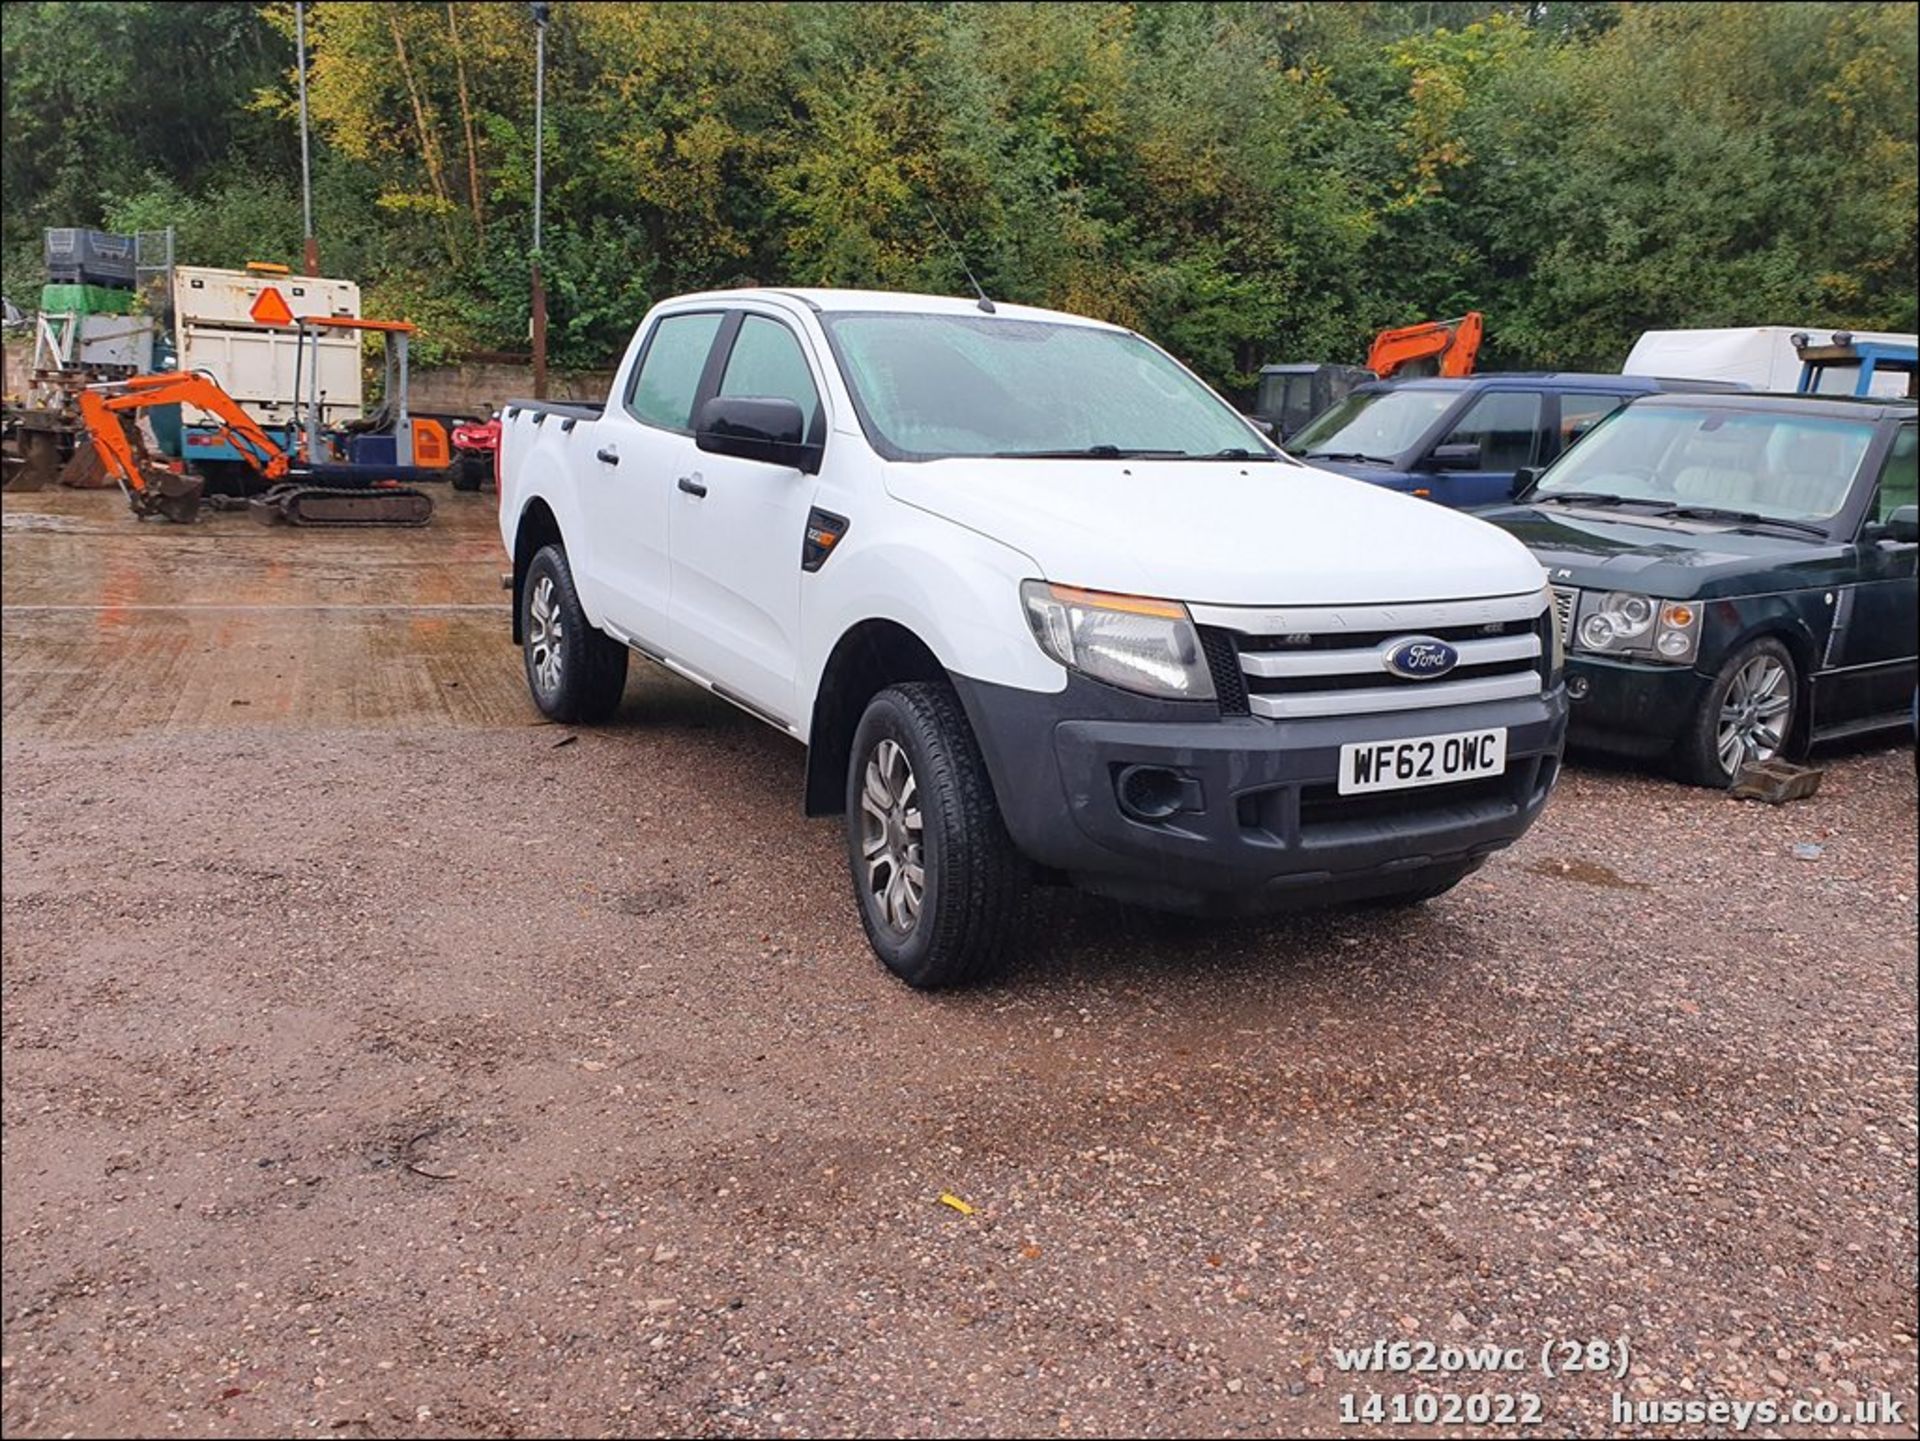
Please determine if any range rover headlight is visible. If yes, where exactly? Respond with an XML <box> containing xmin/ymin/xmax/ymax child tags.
<box><xmin>1020</xmin><ymin>580</ymin><xmax>1216</xmax><ymax>701</ymax></box>
<box><xmin>1654</xmin><ymin>601</ymin><xmax>1700</xmax><ymax>662</ymax></box>
<box><xmin>1572</xmin><ymin>590</ymin><xmax>1700</xmax><ymax>665</ymax></box>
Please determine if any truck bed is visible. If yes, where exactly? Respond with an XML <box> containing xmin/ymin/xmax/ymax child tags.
<box><xmin>502</xmin><ymin>399</ymin><xmax>604</xmax><ymax>424</ymax></box>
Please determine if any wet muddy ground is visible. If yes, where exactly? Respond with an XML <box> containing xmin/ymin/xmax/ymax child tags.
<box><xmin>3</xmin><ymin>488</ymin><xmax>1915</xmax><ymax>1437</ymax></box>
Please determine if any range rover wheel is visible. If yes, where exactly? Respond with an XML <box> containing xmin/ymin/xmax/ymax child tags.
<box><xmin>845</xmin><ymin>682</ymin><xmax>1025</xmax><ymax>989</ymax></box>
<box><xmin>521</xmin><ymin>543</ymin><xmax>628</xmax><ymax>723</ymax></box>
<box><xmin>1674</xmin><ymin>637</ymin><xmax>1796</xmax><ymax>787</ymax></box>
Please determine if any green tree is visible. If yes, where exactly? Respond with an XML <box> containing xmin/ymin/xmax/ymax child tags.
<box><xmin>4</xmin><ymin>1</ymin><xmax>1913</xmax><ymax>384</ymax></box>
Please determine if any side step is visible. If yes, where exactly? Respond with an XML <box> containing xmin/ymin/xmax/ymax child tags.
<box><xmin>1810</xmin><ymin>710</ymin><xmax>1916</xmax><ymax>744</ymax></box>
<box><xmin>248</xmin><ymin>483</ymin><xmax>434</xmax><ymax>527</ymax></box>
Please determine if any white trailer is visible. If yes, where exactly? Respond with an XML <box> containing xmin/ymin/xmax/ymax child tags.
<box><xmin>1624</xmin><ymin>326</ymin><xmax>1918</xmax><ymax>397</ymax></box>
<box><xmin>171</xmin><ymin>265</ymin><xmax>364</xmax><ymax>432</ymax></box>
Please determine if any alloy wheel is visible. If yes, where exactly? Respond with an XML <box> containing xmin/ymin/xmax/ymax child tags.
<box><xmin>528</xmin><ymin>573</ymin><xmax>564</xmax><ymax>699</ymax></box>
<box><xmin>1716</xmin><ymin>654</ymin><xmax>1790</xmax><ymax>775</ymax></box>
<box><xmin>859</xmin><ymin>738</ymin><xmax>925</xmax><ymax>933</ymax></box>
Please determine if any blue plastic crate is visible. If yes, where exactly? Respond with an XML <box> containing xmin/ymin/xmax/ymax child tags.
<box><xmin>44</xmin><ymin>228</ymin><xmax>137</xmax><ymax>288</ymax></box>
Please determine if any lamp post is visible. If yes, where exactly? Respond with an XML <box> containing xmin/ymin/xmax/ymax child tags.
<box><xmin>296</xmin><ymin>0</ymin><xmax>318</xmax><ymax>274</ymax></box>
<box><xmin>529</xmin><ymin>1</ymin><xmax>550</xmax><ymax>399</ymax></box>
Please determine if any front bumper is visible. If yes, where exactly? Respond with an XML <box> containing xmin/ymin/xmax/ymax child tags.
<box><xmin>953</xmin><ymin>673</ymin><xmax>1567</xmax><ymax>915</ymax></box>
<box><xmin>1563</xmin><ymin>654</ymin><xmax>1712</xmax><ymax>758</ymax></box>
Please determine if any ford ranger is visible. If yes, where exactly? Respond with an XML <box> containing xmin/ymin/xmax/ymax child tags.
<box><xmin>498</xmin><ymin>289</ymin><xmax>1568</xmax><ymax>987</ymax></box>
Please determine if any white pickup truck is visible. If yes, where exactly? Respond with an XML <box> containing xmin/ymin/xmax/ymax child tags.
<box><xmin>499</xmin><ymin>289</ymin><xmax>1567</xmax><ymax>987</ymax></box>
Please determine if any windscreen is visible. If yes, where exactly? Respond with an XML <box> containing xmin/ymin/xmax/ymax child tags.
<box><xmin>1287</xmin><ymin>387</ymin><xmax>1458</xmax><ymax>463</ymax></box>
<box><xmin>1535</xmin><ymin>405</ymin><xmax>1875</xmax><ymax>522</ymax></box>
<box><xmin>821</xmin><ymin>312</ymin><xmax>1270</xmax><ymax>461</ymax></box>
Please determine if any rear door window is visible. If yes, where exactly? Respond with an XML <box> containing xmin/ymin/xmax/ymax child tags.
<box><xmin>627</xmin><ymin>312</ymin><xmax>725</xmax><ymax>431</ymax></box>
<box><xmin>1874</xmin><ymin>423</ymin><xmax>1918</xmax><ymax>522</ymax></box>
<box><xmin>1439</xmin><ymin>390</ymin><xmax>1543</xmax><ymax>470</ymax></box>
<box><xmin>1558</xmin><ymin>392</ymin><xmax>1629</xmax><ymax>449</ymax></box>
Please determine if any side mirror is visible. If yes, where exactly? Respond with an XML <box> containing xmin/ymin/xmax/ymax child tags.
<box><xmin>1510</xmin><ymin>465</ymin><xmax>1542</xmax><ymax>500</ymax></box>
<box><xmin>1887</xmin><ymin>503</ymin><xmax>1919</xmax><ymax>543</ymax></box>
<box><xmin>694</xmin><ymin>396</ymin><xmax>821</xmax><ymax>473</ymax></box>
<box><xmin>1244</xmin><ymin>416</ymin><xmax>1278</xmax><ymax>442</ymax></box>
<box><xmin>1427</xmin><ymin>441</ymin><xmax>1483</xmax><ymax>472</ymax></box>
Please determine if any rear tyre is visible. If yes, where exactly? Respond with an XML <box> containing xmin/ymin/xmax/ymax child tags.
<box><xmin>1673</xmin><ymin>637</ymin><xmax>1796</xmax><ymax>787</ymax></box>
<box><xmin>449</xmin><ymin>456</ymin><xmax>485</xmax><ymax>492</ymax></box>
<box><xmin>845</xmin><ymin>682</ymin><xmax>1026</xmax><ymax>989</ymax></box>
<box><xmin>521</xmin><ymin>543</ymin><xmax>628</xmax><ymax>723</ymax></box>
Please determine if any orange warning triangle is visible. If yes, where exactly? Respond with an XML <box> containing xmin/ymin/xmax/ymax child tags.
<box><xmin>249</xmin><ymin>286</ymin><xmax>295</xmax><ymax>326</ymax></box>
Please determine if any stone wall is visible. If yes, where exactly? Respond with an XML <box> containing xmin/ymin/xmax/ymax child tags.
<box><xmin>404</xmin><ymin>360</ymin><xmax>616</xmax><ymax>418</ymax></box>
<box><xmin>1</xmin><ymin>338</ymin><xmax>616</xmax><ymax>419</ymax></box>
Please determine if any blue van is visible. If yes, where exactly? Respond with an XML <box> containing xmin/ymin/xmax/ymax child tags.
<box><xmin>1287</xmin><ymin>373</ymin><xmax>1738</xmax><ymax>509</ymax></box>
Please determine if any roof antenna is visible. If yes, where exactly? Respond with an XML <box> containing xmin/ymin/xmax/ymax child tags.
<box><xmin>923</xmin><ymin>198</ymin><xmax>995</xmax><ymax>313</ymax></box>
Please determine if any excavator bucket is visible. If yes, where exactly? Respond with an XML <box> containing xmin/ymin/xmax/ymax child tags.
<box><xmin>129</xmin><ymin>466</ymin><xmax>205</xmax><ymax>524</ymax></box>
<box><xmin>3</xmin><ymin>428</ymin><xmax>61</xmax><ymax>492</ymax></box>
<box><xmin>56</xmin><ymin>440</ymin><xmax>116</xmax><ymax>490</ymax></box>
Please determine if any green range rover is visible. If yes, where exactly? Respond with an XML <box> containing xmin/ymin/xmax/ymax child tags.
<box><xmin>1482</xmin><ymin>391</ymin><xmax>1917</xmax><ymax>785</ymax></box>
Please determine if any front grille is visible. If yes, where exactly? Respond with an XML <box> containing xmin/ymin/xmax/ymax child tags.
<box><xmin>1551</xmin><ymin>586</ymin><xmax>1576</xmax><ymax>644</ymax></box>
<box><xmin>1189</xmin><ymin>592</ymin><xmax>1549</xmax><ymax>721</ymax></box>
<box><xmin>1232</xmin><ymin>753</ymin><xmax>1557</xmax><ymax>850</ymax></box>
<box><xmin>1234</xmin><ymin>616</ymin><xmax>1535</xmax><ymax>653</ymax></box>
<box><xmin>1298</xmin><ymin>773</ymin><xmax>1515</xmax><ymax>833</ymax></box>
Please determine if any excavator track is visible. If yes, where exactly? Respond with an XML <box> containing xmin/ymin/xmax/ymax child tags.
<box><xmin>248</xmin><ymin>483</ymin><xmax>434</xmax><ymax>528</ymax></box>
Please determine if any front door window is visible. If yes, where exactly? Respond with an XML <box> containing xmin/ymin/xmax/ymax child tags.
<box><xmin>1440</xmin><ymin>391</ymin><xmax>1543</xmax><ymax>472</ymax></box>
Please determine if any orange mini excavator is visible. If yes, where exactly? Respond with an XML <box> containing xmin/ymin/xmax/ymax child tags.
<box><xmin>78</xmin><ymin>371</ymin><xmax>284</xmax><ymax>524</ymax></box>
<box><xmin>1365</xmin><ymin>312</ymin><xmax>1484</xmax><ymax>380</ymax></box>
<box><xmin>77</xmin><ymin>315</ymin><xmax>441</xmax><ymax>526</ymax></box>
<box><xmin>1253</xmin><ymin>312</ymin><xmax>1485</xmax><ymax>441</ymax></box>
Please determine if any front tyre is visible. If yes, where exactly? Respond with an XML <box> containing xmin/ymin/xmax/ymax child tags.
<box><xmin>521</xmin><ymin>543</ymin><xmax>628</xmax><ymax>723</ymax></box>
<box><xmin>1674</xmin><ymin>637</ymin><xmax>1796</xmax><ymax>787</ymax></box>
<box><xmin>845</xmin><ymin>683</ymin><xmax>1026</xmax><ymax>989</ymax></box>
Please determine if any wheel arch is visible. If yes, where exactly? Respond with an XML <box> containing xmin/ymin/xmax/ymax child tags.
<box><xmin>510</xmin><ymin>496</ymin><xmax>564</xmax><ymax>643</ymax></box>
<box><xmin>803</xmin><ymin>619</ymin><xmax>949</xmax><ymax>816</ymax></box>
<box><xmin>1767</xmin><ymin>623</ymin><xmax>1821</xmax><ymax>754</ymax></box>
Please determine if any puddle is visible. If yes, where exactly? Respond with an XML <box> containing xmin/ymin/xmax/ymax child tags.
<box><xmin>1524</xmin><ymin>857</ymin><xmax>1649</xmax><ymax>890</ymax></box>
<box><xmin>614</xmin><ymin>883</ymin><xmax>688</xmax><ymax>916</ymax></box>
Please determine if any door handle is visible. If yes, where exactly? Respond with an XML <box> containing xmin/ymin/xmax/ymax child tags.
<box><xmin>596</xmin><ymin>447</ymin><xmax>620</xmax><ymax>466</ymax></box>
<box><xmin>677</xmin><ymin>476</ymin><xmax>708</xmax><ymax>498</ymax></box>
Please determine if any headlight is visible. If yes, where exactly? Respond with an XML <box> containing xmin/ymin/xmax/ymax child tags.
<box><xmin>1020</xmin><ymin>580</ymin><xmax>1216</xmax><ymax>701</ymax></box>
<box><xmin>1654</xmin><ymin>601</ymin><xmax>1700</xmax><ymax>661</ymax></box>
<box><xmin>1570</xmin><ymin>590</ymin><xmax>1700</xmax><ymax>665</ymax></box>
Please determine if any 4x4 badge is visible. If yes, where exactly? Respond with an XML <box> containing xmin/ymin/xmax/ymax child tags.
<box><xmin>801</xmin><ymin>508</ymin><xmax>850</xmax><ymax>572</ymax></box>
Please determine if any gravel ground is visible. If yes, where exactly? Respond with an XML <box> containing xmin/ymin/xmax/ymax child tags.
<box><xmin>2</xmin><ymin>493</ymin><xmax>1916</xmax><ymax>1437</ymax></box>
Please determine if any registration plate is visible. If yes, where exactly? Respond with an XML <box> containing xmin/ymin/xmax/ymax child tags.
<box><xmin>1338</xmin><ymin>728</ymin><xmax>1508</xmax><ymax>795</ymax></box>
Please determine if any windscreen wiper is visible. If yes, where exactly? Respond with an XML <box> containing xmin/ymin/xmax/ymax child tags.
<box><xmin>990</xmin><ymin>445</ymin><xmax>1187</xmax><ymax>460</ymax></box>
<box><xmin>1653</xmin><ymin>504</ymin><xmax>1829</xmax><ymax>538</ymax></box>
<box><xmin>1301</xmin><ymin>450</ymin><xmax>1395</xmax><ymax>465</ymax></box>
<box><xmin>1532</xmin><ymin>491</ymin><xmax>1636</xmax><ymax>507</ymax></box>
